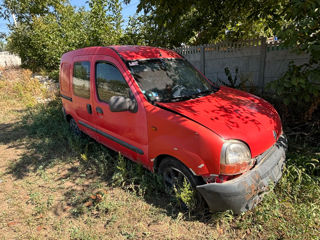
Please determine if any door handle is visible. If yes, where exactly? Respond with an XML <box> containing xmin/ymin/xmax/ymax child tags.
<box><xmin>96</xmin><ymin>107</ymin><xmax>103</xmax><ymax>114</ymax></box>
<box><xmin>87</xmin><ymin>104</ymin><xmax>92</xmax><ymax>114</ymax></box>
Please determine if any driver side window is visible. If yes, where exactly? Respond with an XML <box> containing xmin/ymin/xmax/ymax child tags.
<box><xmin>95</xmin><ymin>62</ymin><xmax>130</xmax><ymax>102</ymax></box>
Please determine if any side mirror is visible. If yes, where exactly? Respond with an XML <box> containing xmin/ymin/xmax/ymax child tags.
<box><xmin>109</xmin><ymin>96</ymin><xmax>138</xmax><ymax>113</ymax></box>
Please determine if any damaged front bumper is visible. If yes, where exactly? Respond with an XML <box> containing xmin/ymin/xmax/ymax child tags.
<box><xmin>197</xmin><ymin>135</ymin><xmax>287</xmax><ymax>214</ymax></box>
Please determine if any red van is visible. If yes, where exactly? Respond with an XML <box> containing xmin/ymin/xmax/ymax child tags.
<box><xmin>59</xmin><ymin>46</ymin><xmax>287</xmax><ymax>213</ymax></box>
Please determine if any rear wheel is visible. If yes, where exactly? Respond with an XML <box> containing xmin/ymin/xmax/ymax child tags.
<box><xmin>69</xmin><ymin>118</ymin><xmax>83</xmax><ymax>137</ymax></box>
<box><xmin>158</xmin><ymin>158</ymin><xmax>205</xmax><ymax>211</ymax></box>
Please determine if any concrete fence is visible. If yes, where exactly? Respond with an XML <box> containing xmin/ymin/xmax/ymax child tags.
<box><xmin>175</xmin><ymin>38</ymin><xmax>309</xmax><ymax>91</ymax></box>
<box><xmin>0</xmin><ymin>51</ymin><xmax>21</xmax><ymax>67</ymax></box>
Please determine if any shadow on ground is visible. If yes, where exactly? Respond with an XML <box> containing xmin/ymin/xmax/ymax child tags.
<box><xmin>0</xmin><ymin>99</ymin><xmax>212</xmax><ymax>222</ymax></box>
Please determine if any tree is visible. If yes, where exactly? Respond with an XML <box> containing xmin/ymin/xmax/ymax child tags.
<box><xmin>124</xmin><ymin>0</ymin><xmax>286</xmax><ymax>47</ymax></box>
<box><xmin>1</xmin><ymin>0</ymin><xmax>65</xmax><ymax>23</ymax></box>
<box><xmin>5</xmin><ymin>0</ymin><xmax>123</xmax><ymax>76</ymax></box>
<box><xmin>273</xmin><ymin>0</ymin><xmax>320</xmax><ymax>65</ymax></box>
<box><xmin>267</xmin><ymin>1</ymin><xmax>320</xmax><ymax>120</ymax></box>
<box><xmin>87</xmin><ymin>0</ymin><xmax>123</xmax><ymax>46</ymax></box>
<box><xmin>0</xmin><ymin>40</ymin><xmax>6</xmax><ymax>51</ymax></box>
<box><xmin>126</xmin><ymin>0</ymin><xmax>320</xmax><ymax>119</ymax></box>
<box><xmin>120</xmin><ymin>14</ymin><xmax>158</xmax><ymax>46</ymax></box>
<box><xmin>6</xmin><ymin>3</ymin><xmax>88</xmax><ymax>72</ymax></box>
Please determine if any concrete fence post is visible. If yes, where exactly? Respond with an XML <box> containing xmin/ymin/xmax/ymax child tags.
<box><xmin>259</xmin><ymin>37</ymin><xmax>267</xmax><ymax>93</ymax></box>
<box><xmin>200</xmin><ymin>45</ymin><xmax>206</xmax><ymax>75</ymax></box>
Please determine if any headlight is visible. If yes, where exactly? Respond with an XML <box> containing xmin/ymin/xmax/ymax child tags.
<box><xmin>220</xmin><ymin>140</ymin><xmax>254</xmax><ymax>175</ymax></box>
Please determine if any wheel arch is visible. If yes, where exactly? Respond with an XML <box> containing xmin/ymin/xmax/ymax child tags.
<box><xmin>62</xmin><ymin>106</ymin><xmax>73</xmax><ymax>122</ymax></box>
<box><xmin>65</xmin><ymin>114</ymin><xmax>73</xmax><ymax>122</ymax></box>
<box><xmin>153</xmin><ymin>154</ymin><xmax>175</xmax><ymax>173</ymax></box>
<box><xmin>155</xmin><ymin>154</ymin><xmax>206</xmax><ymax>186</ymax></box>
<box><xmin>154</xmin><ymin>154</ymin><xmax>200</xmax><ymax>178</ymax></box>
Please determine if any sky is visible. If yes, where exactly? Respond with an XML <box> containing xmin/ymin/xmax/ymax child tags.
<box><xmin>0</xmin><ymin>0</ymin><xmax>139</xmax><ymax>37</ymax></box>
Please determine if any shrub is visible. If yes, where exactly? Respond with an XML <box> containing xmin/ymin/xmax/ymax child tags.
<box><xmin>268</xmin><ymin>62</ymin><xmax>320</xmax><ymax>120</ymax></box>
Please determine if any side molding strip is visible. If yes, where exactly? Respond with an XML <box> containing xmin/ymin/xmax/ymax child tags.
<box><xmin>78</xmin><ymin>120</ymin><xmax>144</xmax><ymax>155</ymax></box>
<box><xmin>60</xmin><ymin>94</ymin><xmax>72</xmax><ymax>102</ymax></box>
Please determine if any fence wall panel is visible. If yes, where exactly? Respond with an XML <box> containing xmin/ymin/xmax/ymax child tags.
<box><xmin>176</xmin><ymin>38</ymin><xmax>310</xmax><ymax>91</ymax></box>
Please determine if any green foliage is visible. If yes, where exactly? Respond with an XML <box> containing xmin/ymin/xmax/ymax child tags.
<box><xmin>219</xmin><ymin>67</ymin><xmax>240</xmax><ymax>88</ymax></box>
<box><xmin>112</xmin><ymin>153</ymin><xmax>128</xmax><ymax>187</ymax></box>
<box><xmin>69</xmin><ymin>227</ymin><xmax>98</xmax><ymax>240</ymax></box>
<box><xmin>1</xmin><ymin>0</ymin><xmax>65</xmax><ymax>23</ymax></box>
<box><xmin>112</xmin><ymin>153</ymin><xmax>165</xmax><ymax>198</ymax></box>
<box><xmin>87</xmin><ymin>0</ymin><xmax>123</xmax><ymax>46</ymax></box>
<box><xmin>268</xmin><ymin>1</ymin><xmax>320</xmax><ymax>121</ymax></box>
<box><xmin>274</xmin><ymin>0</ymin><xmax>320</xmax><ymax>65</ymax></box>
<box><xmin>129</xmin><ymin>0</ymin><xmax>320</xmax><ymax>69</ymax></box>
<box><xmin>5</xmin><ymin>0</ymin><xmax>123</xmax><ymax>75</ymax></box>
<box><xmin>217</xmin><ymin>67</ymin><xmax>251</xmax><ymax>91</ymax></box>
<box><xmin>28</xmin><ymin>191</ymin><xmax>54</xmax><ymax>215</ymax></box>
<box><xmin>0</xmin><ymin>39</ymin><xmax>6</xmax><ymax>51</ymax></box>
<box><xmin>129</xmin><ymin>0</ymin><xmax>284</xmax><ymax>47</ymax></box>
<box><xmin>120</xmin><ymin>14</ymin><xmax>154</xmax><ymax>46</ymax></box>
<box><xmin>0</xmin><ymin>68</ymin><xmax>48</xmax><ymax>107</ymax></box>
<box><xmin>268</xmin><ymin>62</ymin><xmax>320</xmax><ymax>120</ymax></box>
<box><xmin>174</xmin><ymin>178</ymin><xmax>197</xmax><ymax>211</ymax></box>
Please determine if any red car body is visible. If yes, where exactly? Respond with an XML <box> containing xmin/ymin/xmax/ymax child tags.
<box><xmin>60</xmin><ymin>46</ymin><xmax>287</xmax><ymax>213</ymax></box>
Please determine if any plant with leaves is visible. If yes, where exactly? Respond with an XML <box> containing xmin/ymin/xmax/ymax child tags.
<box><xmin>216</xmin><ymin>67</ymin><xmax>250</xmax><ymax>91</ymax></box>
<box><xmin>268</xmin><ymin>62</ymin><xmax>320</xmax><ymax>120</ymax></box>
<box><xmin>87</xmin><ymin>0</ymin><xmax>123</xmax><ymax>46</ymax></box>
<box><xmin>0</xmin><ymin>40</ymin><xmax>6</xmax><ymax>51</ymax></box>
<box><xmin>5</xmin><ymin>0</ymin><xmax>123</xmax><ymax>77</ymax></box>
<box><xmin>1</xmin><ymin>0</ymin><xmax>65</xmax><ymax>23</ymax></box>
<box><xmin>273</xmin><ymin>0</ymin><xmax>320</xmax><ymax>65</ymax></box>
<box><xmin>123</xmin><ymin>0</ymin><xmax>285</xmax><ymax>47</ymax></box>
<box><xmin>268</xmin><ymin>0</ymin><xmax>320</xmax><ymax>120</ymax></box>
<box><xmin>120</xmin><ymin>14</ymin><xmax>155</xmax><ymax>46</ymax></box>
<box><xmin>6</xmin><ymin>3</ymin><xmax>88</xmax><ymax>72</ymax></box>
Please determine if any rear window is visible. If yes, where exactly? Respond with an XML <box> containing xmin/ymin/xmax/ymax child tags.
<box><xmin>73</xmin><ymin>61</ymin><xmax>90</xmax><ymax>99</ymax></box>
<box><xmin>60</xmin><ymin>63</ymin><xmax>70</xmax><ymax>93</ymax></box>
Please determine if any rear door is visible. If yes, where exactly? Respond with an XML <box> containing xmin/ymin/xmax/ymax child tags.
<box><xmin>91</xmin><ymin>54</ymin><xmax>148</xmax><ymax>163</ymax></box>
<box><xmin>71</xmin><ymin>56</ymin><xmax>96</xmax><ymax>138</ymax></box>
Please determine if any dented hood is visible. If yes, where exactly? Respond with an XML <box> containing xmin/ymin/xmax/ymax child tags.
<box><xmin>157</xmin><ymin>86</ymin><xmax>282</xmax><ymax>157</ymax></box>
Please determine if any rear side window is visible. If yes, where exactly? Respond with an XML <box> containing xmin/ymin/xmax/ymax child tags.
<box><xmin>96</xmin><ymin>62</ymin><xmax>129</xmax><ymax>102</ymax></box>
<box><xmin>60</xmin><ymin>63</ymin><xmax>70</xmax><ymax>93</ymax></box>
<box><xmin>73</xmin><ymin>61</ymin><xmax>90</xmax><ymax>99</ymax></box>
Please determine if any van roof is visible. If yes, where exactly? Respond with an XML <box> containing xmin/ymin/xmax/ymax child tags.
<box><xmin>110</xmin><ymin>45</ymin><xmax>182</xmax><ymax>61</ymax></box>
<box><xmin>61</xmin><ymin>46</ymin><xmax>182</xmax><ymax>62</ymax></box>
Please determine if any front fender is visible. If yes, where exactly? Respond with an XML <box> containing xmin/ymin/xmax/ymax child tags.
<box><xmin>150</xmin><ymin>135</ymin><xmax>210</xmax><ymax>175</ymax></box>
<box><xmin>146</xmin><ymin>104</ymin><xmax>223</xmax><ymax>176</ymax></box>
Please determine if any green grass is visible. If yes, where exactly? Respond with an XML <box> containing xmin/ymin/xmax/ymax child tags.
<box><xmin>21</xmin><ymin>91</ymin><xmax>320</xmax><ymax>239</ymax></box>
<box><xmin>0</xmin><ymin>67</ymin><xmax>319</xmax><ymax>239</ymax></box>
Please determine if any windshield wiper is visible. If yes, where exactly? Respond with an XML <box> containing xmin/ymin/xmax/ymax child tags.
<box><xmin>159</xmin><ymin>87</ymin><xmax>219</xmax><ymax>103</ymax></box>
<box><xmin>194</xmin><ymin>89</ymin><xmax>216</xmax><ymax>97</ymax></box>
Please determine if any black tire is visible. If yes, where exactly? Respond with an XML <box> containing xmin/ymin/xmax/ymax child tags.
<box><xmin>158</xmin><ymin>157</ymin><xmax>205</xmax><ymax>211</ymax></box>
<box><xmin>69</xmin><ymin>118</ymin><xmax>83</xmax><ymax>137</ymax></box>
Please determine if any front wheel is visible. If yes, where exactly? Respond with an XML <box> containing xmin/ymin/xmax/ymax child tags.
<box><xmin>158</xmin><ymin>158</ymin><xmax>205</xmax><ymax>211</ymax></box>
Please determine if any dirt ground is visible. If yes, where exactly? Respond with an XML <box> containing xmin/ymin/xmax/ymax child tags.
<box><xmin>0</xmin><ymin>70</ymin><xmax>222</xmax><ymax>239</ymax></box>
<box><xmin>0</xmin><ymin>110</ymin><xmax>222</xmax><ymax>239</ymax></box>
